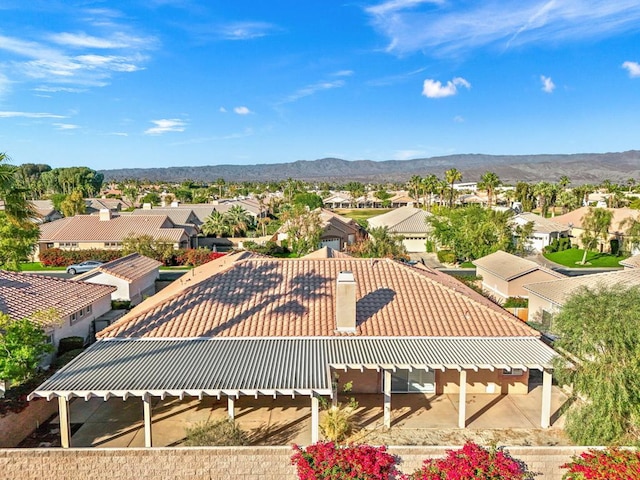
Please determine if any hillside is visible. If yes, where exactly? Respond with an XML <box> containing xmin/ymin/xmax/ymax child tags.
<box><xmin>101</xmin><ymin>150</ymin><xmax>640</xmax><ymax>184</ymax></box>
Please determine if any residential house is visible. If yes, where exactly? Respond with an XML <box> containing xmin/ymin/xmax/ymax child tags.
<box><xmin>620</xmin><ymin>255</ymin><xmax>640</xmax><ymax>269</ymax></box>
<box><xmin>30</xmin><ymin>200</ymin><xmax>63</xmax><ymax>223</ymax></box>
<box><xmin>524</xmin><ymin>269</ymin><xmax>640</xmax><ymax>324</ymax></box>
<box><xmin>130</xmin><ymin>207</ymin><xmax>201</xmax><ymax>247</ymax></box>
<box><xmin>31</xmin><ymin>250</ymin><xmax>558</xmax><ymax>448</ymax></box>
<box><xmin>511</xmin><ymin>212</ymin><xmax>570</xmax><ymax>253</ymax></box>
<box><xmin>85</xmin><ymin>198</ymin><xmax>131</xmax><ymax>214</ymax></box>
<box><xmin>367</xmin><ymin>206</ymin><xmax>432</xmax><ymax>252</ymax></box>
<box><xmin>553</xmin><ymin>206</ymin><xmax>640</xmax><ymax>253</ymax></box>
<box><xmin>323</xmin><ymin>193</ymin><xmax>352</xmax><ymax>209</ymax></box>
<box><xmin>0</xmin><ymin>270</ymin><xmax>115</xmax><ymax>349</ymax></box>
<box><xmin>36</xmin><ymin>210</ymin><xmax>191</xmax><ymax>260</ymax></box>
<box><xmin>472</xmin><ymin>250</ymin><xmax>565</xmax><ymax>302</ymax></box>
<box><xmin>76</xmin><ymin>253</ymin><xmax>162</xmax><ymax>306</ymax></box>
<box><xmin>389</xmin><ymin>192</ymin><xmax>416</xmax><ymax>208</ymax></box>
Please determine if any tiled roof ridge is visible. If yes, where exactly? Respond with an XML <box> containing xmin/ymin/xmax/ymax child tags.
<box><xmin>96</xmin><ymin>253</ymin><xmax>163</xmax><ymax>282</ymax></box>
<box><xmin>400</xmin><ymin>261</ymin><xmax>537</xmax><ymax>335</ymax></box>
<box><xmin>1</xmin><ymin>270</ymin><xmax>115</xmax><ymax>293</ymax></box>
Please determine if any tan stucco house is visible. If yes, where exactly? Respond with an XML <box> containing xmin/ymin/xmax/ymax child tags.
<box><xmin>367</xmin><ymin>206</ymin><xmax>432</xmax><ymax>252</ymax></box>
<box><xmin>31</xmin><ymin>249</ymin><xmax>558</xmax><ymax>448</ymax></box>
<box><xmin>0</xmin><ymin>270</ymin><xmax>115</xmax><ymax>349</ymax></box>
<box><xmin>473</xmin><ymin>250</ymin><xmax>565</xmax><ymax>302</ymax></box>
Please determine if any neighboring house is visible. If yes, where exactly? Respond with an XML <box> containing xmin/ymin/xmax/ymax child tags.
<box><xmin>620</xmin><ymin>255</ymin><xmax>640</xmax><ymax>269</ymax></box>
<box><xmin>36</xmin><ymin>210</ymin><xmax>191</xmax><ymax>260</ymax></box>
<box><xmin>85</xmin><ymin>198</ymin><xmax>131</xmax><ymax>214</ymax></box>
<box><xmin>30</xmin><ymin>200</ymin><xmax>63</xmax><ymax>224</ymax></box>
<box><xmin>130</xmin><ymin>207</ymin><xmax>201</xmax><ymax>247</ymax></box>
<box><xmin>0</xmin><ymin>270</ymin><xmax>115</xmax><ymax>349</ymax></box>
<box><xmin>524</xmin><ymin>269</ymin><xmax>640</xmax><ymax>323</ymax></box>
<box><xmin>553</xmin><ymin>207</ymin><xmax>640</xmax><ymax>253</ymax></box>
<box><xmin>323</xmin><ymin>193</ymin><xmax>352</xmax><ymax>209</ymax></box>
<box><xmin>275</xmin><ymin>208</ymin><xmax>365</xmax><ymax>251</ymax></box>
<box><xmin>31</xmin><ymin>250</ymin><xmax>558</xmax><ymax>448</ymax></box>
<box><xmin>453</xmin><ymin>182</ymin><xmax>478</xmax><ymax>192</ymax></box>
<box><xmin>76</xmin><ymin>253</ymin><xmax>162</xmax><ymax>306</ymax></box>
<box><xmin>511</xmin><ymin>212</ymin><xmax>570</xmax><ymax>253</ymax></box>
<box><xmin>473</xmin><ymin>251</ymin><xmax>565</xmax><ymax>302</ymax></box>
<box><xmin>367</xmin><ymin>206</ymin><xmax>432</xmax><ymax>253</ymax></box>
<box><xmin>389</xmin><ymin>193</ymin><xmax>415</xmax><ymax>208</ymax></box>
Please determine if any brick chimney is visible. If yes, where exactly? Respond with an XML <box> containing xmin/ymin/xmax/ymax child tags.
<box><xmin>336</xmin><ymin>271</ymin><xmax>356</xmax><ymax>332</ymax></box>
<box><xmin>99</xmin><ymin>208</ymin><xmax>112</xmax><ymax>221</ymax></box>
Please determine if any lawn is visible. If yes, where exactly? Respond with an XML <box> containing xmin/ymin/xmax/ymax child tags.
<box><xmin>19</xmin><ymin>262</ymin><xmax>66</xmax><ymax>271</ymax></box>
<box><xmin>334</xmin><ymin>208</ymin><xmax>392</xmax><ymax>223</ymax></box>
<box><xmin>543</xmin><ymin>249</ymin><xmax>628</xmax><ymax>268</ymax></box>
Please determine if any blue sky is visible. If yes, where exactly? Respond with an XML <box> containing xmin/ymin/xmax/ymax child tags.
<box><xmin>1</xmin><ymin>0</ymin><xmax>640</xmax><ymax>170</ymax></box>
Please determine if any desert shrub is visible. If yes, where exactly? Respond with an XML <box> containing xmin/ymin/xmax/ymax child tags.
<box><xmin>184</xmin><ymin>418</ymin><xmax>248</xmax><ymax>446</ymax></box>
<box><xmin>407</xmin><ymin>441</ymin><xmax>534</xmax><ymax>479</ymax></box>
<box><xmin>562</xmin><ymin>448</ymin><xmax>640</xmax><ymax>480</ymax></box>
<box><xmin>503</xmin><ymin>297</ymin><xmax>528</xmax><ymax>308</ymax></box>
<box><xmin>319</xmin><ymin>405</ymin><xmax>354</xmax><ymax>443</ymax></box>
<box><xmin>291</xmin><ymin>442</ymin><xmax>399</xmax><ymax>480</ymax></box>
<box><xmin>436</xmin><ymin>249</ymin><xmax>456</xmax><ymax>264</ymax></box>
<box><xmin>57</xmin><ymin>336</ymin><xmax>84</xmax><ymax>356</ymax></box>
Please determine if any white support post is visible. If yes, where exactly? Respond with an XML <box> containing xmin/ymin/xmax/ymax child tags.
<box><xmin>383</xmin><ymin>369</ymin><xmax>392</xmax><ymax>429</ymax></box>
<box><xmin>311</xmin><ymin>394</ymin><xmax>319</xmax><ymax>444</ymax></box>
<box><xmin>541</xmin><ymin>369</ymin><xmax>553</xmax><ymax>428</ymax></box>
<box><xmin>458</xmin><ymin>369</ymin><xmax>467</xmax><ymax>429</ymax></box>
<box><xmin>143</xmin><ymin>393</ymin><xmax>153</xmax><ymax>448</ymax></box>
<box><xmin>227</xmin><ymin>396</ymin><xmax>235</xmax><ymax>420</ymax></box>
<box><xmin>58</xmin><ymin>397</ymin><xmax>71</xmax><ymax>448</ymax></box>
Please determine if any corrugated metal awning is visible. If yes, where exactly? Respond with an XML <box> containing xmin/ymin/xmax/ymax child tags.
<box><xmin>29</xmin><ymin>337</ymin><xmax>557</xmax><ymax>401</ymax></box>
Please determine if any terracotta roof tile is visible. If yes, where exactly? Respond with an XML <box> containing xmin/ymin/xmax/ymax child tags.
<box><xmin>99</xmin><ymin>256</ymin><xmax>537</xmax><ymax>339</ymax></box>
<box><xmin>0</xmin><ymin>270</ymin><xmax>115</xmax><ymax>324</ymax></box>
<box><xmin>473</xmin><ymin>250</ymin><xmax>565</xmax><ymax>281</ymax></box>
<box><xmin>78</xmin><ymin>253</ymin><xmax>162</xmax><ymax>282</ymax></box>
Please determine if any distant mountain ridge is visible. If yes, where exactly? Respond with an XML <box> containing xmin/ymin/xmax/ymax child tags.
<box><xmin>101</xmin><ymin>150</ymin><xmax>640</xmax><ymax>184</ymax></box>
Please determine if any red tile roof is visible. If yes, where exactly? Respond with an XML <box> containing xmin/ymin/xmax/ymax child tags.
<box><xmin>0</xmin><ymin>271</ymin><xmax>115</xmax><ymax>324</ymax></box>
<box><xmin>79</xmin><ymin>253</ymin><xmax>162</xmax><ymax>283</ymax></box>
<box><xmin>99</xmin><ymin>257</ymin><xmax>537</xmax><ymax>339</ymax></box>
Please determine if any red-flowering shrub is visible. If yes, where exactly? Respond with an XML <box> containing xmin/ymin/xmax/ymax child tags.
<box><xmin>407</xmin><ymin>442</ymin><xmax>534</xmax><ymax>480</ymax></box>
<box><xmin>561</xmin><ymin>448</ymin><xmax>640</xmax><ymax>480</ymax></box>
<box><xmin>174</xmin><ymin>249</ymin><xmax>225</xmax><ymax>267</ymax></box>
<box><xmin>291</xmin><ymin>442</ymin><xmax>399</xmax><ymax>480</ymax></box>
<box><xmin>40</xmin><ymin>247</ymin><xmax>225</xmax><ymax>267</ymax></box>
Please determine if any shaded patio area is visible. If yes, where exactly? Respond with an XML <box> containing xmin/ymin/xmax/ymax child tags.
<box><xmin>47</xmin><ymin>385</ymin><xmax>571</xmax><ymax>448</ymax></box>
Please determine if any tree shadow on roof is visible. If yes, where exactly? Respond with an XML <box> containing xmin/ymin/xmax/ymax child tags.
<box><xmin>356</xmin><ymin>288</ymin><xmax>396</xmax><ymax>327</ymax></box>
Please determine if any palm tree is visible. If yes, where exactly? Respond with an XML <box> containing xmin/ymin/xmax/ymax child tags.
<box><xmin>226</xmin><ymin>205</ymin><xmax>253</xmax><ymax>236</ymax></box>
<box><xmin>478</xmin><ymin>171</ymin><xmax>501</xmax><ymax>208</ymax></box>
<box><xmin>407</xmin><ymin>175</ymin><xmax>422</xmax><ymax>203</ymax></box>
<box><xmin>201</xmin><ymin>211</ymin><xmax>229</xmax><ymax>237</ymax></box>
<box><xmin>444</xmin><ymin>168</ymin><xmax>462</xmax><ymax>208</ymax></box>
<box><xmin>422</xmin><ymin>174</ymin><xmax>439</xmax><ymax>212</ymax></box>
<box><xmin>345</xmin><ymin>182</ymin><xmax>365</xmax><ymax>208</ymax></box>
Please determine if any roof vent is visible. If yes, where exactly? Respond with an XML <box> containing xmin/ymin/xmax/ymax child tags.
<box><xmin>336</xmin><ymin>271</ymin><xmax>356</xmax><ymax>333</ymax></box>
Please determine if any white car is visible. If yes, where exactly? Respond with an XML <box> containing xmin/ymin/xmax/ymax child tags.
<box><xmin>66</xmin><ymin>260</ymin><xmax>103</xmax><ymax>275</ymax></box>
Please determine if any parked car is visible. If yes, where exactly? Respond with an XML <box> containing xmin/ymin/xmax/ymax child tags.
<box><xmin>66</xmin><ymin>260</ymin><xmax>103</xmax><ymax>275</ymax></box>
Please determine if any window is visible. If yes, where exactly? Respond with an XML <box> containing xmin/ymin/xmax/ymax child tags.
<box><xmin>104</xmin><ymin>242</ymin><xmax>121</xmax><ymax>248</ymax></box>
<box><xmin>59</xmin><ymin>242</ymin><xmax>78</xmax><ymax>248</ymax></box>
<box><xmin>503</xmin><ymin>368</ymin><xmax>525</xmax><ymax>376</ymax></box>
<box><xmin>87</xmin><ymin>304</ymin><xmax>92</xmax><ymax>314</ymax></box>
<box><xmin>389</xmin><ymin>369</ymin><xmax>435</xmax><ymax>393</ymax></box>
<box><xmin>70</xmin><ymin>312</ymin><xmax>78</xmax><ymax>325</ymax></box>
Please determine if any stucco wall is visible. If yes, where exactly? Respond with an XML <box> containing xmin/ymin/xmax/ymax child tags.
<box><xmin>0</xmin><ymin>398</ymin><xmax>58</xmax><ymax>447</ymax></box>
<box><xmin>0</xmin><ymin>446</ymin><xmax>593</xmax><ymax>480</ymax></box>
<box><xmin>49</xmin><ymin>295</ymin><xmax>112</xmax><ymax>347</ymax></box>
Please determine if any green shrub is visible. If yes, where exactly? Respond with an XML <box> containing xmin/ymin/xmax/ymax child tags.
<box><xmin>558</xmin><ymin>237</ymin><xmax>571</xmax><ymax>251</ymax></box>
<box><xmin>610</xmin><ymin>238</ymin><xmax>620</xmax><ymax>256</ymax></box>
<box><xmin>57</xmin><ymin>336</ymin><xmax>84</xmax><ymax>356</ymax></box>
<box><xmin>504</xmin><ymin>297</ymin><xmax>528</xmax><ymax>308</ymax></box>
<box><xmin>436</xmin><ymin>250</ymin><xmax>456</xmax><ymax>264</ymax></box>
<box><xmin>184</xmin><ymin>418</ymin><xmax>248</xmax><ymax>446</ymax></box>
<box><xmin>54</xmin><ymin>348</ymin><xmax>84</xmax><ymax>368</ymax></box>
<box><xmin>111</xmin><ymin>300</ymin><xmax>131</xmax><ymax>310</ymax></box>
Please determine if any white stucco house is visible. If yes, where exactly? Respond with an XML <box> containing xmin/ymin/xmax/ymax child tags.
<box><xmin>76</xmin><ymin>253</ymin><xmax>162</xmax><ymax>306</ymax></box>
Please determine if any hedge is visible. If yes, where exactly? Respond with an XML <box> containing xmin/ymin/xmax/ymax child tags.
<box><xmin>40</xmin><ymin>248</ymin><xmax>226</xmax><ymax>267</ymax></box>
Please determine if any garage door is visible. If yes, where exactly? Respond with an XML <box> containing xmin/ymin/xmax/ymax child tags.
<box><xmin>320</xmin><ymin>239</ymin><xmax>342</xmax><ymax>250</ymax></box>
<box><xmin>403</xmin><ymin>238</ymin><xmax>427</xmax><ymax>252</ymax></box>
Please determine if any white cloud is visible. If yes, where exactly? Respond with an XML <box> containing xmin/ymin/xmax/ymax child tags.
<box><xmin>281</xmin><ymin>80</ymin><xmax>345</xmax><ymax>104</ymax></box>
<box><xmin>364</xmin><ymin>1</ymin><xmax>640</xmax><ymax>56</ymax></box>
<box><xmin>34</xmin><ymin>85</ymin><xmax>86</xmax><ymax>93</ymax></box>
<box><xmin>541</xmin><ymin>75</ymin><xmax>555</xmax><ymax>93</ymax></box>
<box><xmin>0</xmin><ymin>73</ymin><xmax>11</xmax><ymax>97</ymax></box>
<box><xmin>53</xmin><ymin>123</ymin><xmax>79</xmax><ymax>130</ymax></box>
<box><xmin>394</xmin><ymin>149</ymin><xmax>426</xmax><ymax>160</ymax></box>
<box><xmin>144</xmin><ymin>119</ymin><xmax>187</xmax><ymax>135</ymax></box>
<box><xmin>109</xmin><ymin>132</ymin><xmax>128</xmax><ymax>136</ymax></box>
<box><xmin>333</xmin><ymin>70</ymin><xmax>354</xmax><ymax>77</ymax></box>
<box><xmin>0</xmin><ymin>111</ymin><xmax>66</xmax><ymax>118</ymax></box>
<box><xmin>453</xmin><ymin>115</ymin><xmax>465</xmax><ymax>123</ymax></box>
<box><xmin>622</xmin><ymin>61</ymin><xmax>640</xmax><ymax>78</ymax></box>
<box><xmin>219</xmin><ymin>22</ymin><xmax>278</xmax><ymax>40</ymax></box>
<box><xmin>219</xmin><ymin>107</ymin><xmax>227</xmax><ymax>113</ymax></box>
<box><xmin>49</xmin><ymin>32</ymin><xmax>155</xmax><ymax>50</ymax></box>
<box><xmin>422</xmin><ymin>77</ymin><xmax>470</xmax><ymax>98</ymax></box>
<box><xmin>233</xmin><ymin>106</ymin><xmax>251</xmax><ymax>115</ymax></box>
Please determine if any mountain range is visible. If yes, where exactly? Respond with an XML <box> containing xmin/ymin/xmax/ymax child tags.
<box><xmin>101</xmin><ymin>150</ymin><xmax>640</xmax><ymax>185</ymax></box>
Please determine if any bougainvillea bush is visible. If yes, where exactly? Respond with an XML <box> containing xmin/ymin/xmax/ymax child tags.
<box><xmin>407</xmin><ymin>442</ymin><xmax>534</xmax><ymax>480</ymax></box>
<box><xmin>561</xmin><ymin>448</ymin><xmax>640</xmax><ymax>480</ymax></box>
<box><xmin>291</xmin><ymin>442</ymin><xmax>399</xmax><ymax>480</ymax></box>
